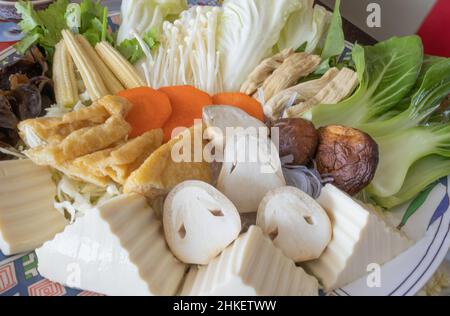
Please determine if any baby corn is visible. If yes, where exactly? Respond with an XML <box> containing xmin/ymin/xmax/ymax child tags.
<box><xmin>53</xmin><ymin>40</ymin><xmax>79</xmax><ymax>107</ymax></box>
<box><xmin>76</xmin><ymin>35</ymin><xmax>124</xmax><ymax>94</ymax></box>
<box><xmin>62</xmin><ymin>30</ymin><xmax>110</xmax><ymax>101</ymax></box>
<box><xmin>95</xmin><ymin>41</ymin><xmax>146</xmax><ymax>89</ymax></box>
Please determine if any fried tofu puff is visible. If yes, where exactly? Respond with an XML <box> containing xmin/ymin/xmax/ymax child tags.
<box><xmin>124</xmin><ymin>126</ymin><xmax>212</xmax><ymax>199</ymax></box>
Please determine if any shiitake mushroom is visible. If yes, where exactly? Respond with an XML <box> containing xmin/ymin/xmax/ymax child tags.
<box><xmin>271</xmin><ymin>118</ymin><xmax>319</xmax><ymax>165</ymax></box>
<box><xmin>315</xmin><ymin>125</ymin><xmax>379</xmax><ymax>196</ymax></box>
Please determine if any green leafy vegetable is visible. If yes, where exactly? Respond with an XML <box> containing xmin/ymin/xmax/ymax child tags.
<box><xmin>114</xmin><ymin>0</ymin><xmax>186</xmax><ymax>64</ymax></box>
<box><xmin>117</xmin><ymin>30</ymin><xmax>159</xmax><ymax>64</ymax></box>
<box><xmin>415</xmin><ymin>55</ymin><xmax>447</xmax><ymax>89</ymax></box>
<box><xmin>320</xmin><ymin>0</ymin><xmax>344</xmax><ymax>61</ymax></box>
<box><xmin>368</xmin><ymin>124</ymin><xmax>450</xmax><ymax>198</ymax></box>
<box><xmin>396</xmin><ymin>184</ymin><xmax>435</xmax><ymax>230</ymax></box>
<box><xmin>78</xmin><ymin>1</ymin><xmax>112</xmax><ymax>46</ymax></box>
<box><xmin>301</xmin><ymin>35</ymin><xmax>450</xmax><ymax>211</ymax></box>
<box><xmin>306</xmin><ymin>36</ymin><xmax>423</xmax><ymax>128</ymax></box>
<box><xmin>295</xmin><ymin>42</ymin><xmax>308</xmax><ymax>53</ymax></box>
<box><xmin>15</xmin><ymin>0</ymin><xmax>69</xmax><ymax>56</ymax></box>
<box><xmin>101</xmin><ymin>7</ymin><xmax>108</xmax><ymax>42</ymax></box>
<box><xmin>14</xmin><ymin>32</ymin><xmax>42</xmax><ymax>55</ymax></box>
<box><xmin>16</xmin><ymin>0</ymin><xmax>42</xmax><ymax>33</ymax></box>
<box><xmin>360</xmin><ymin>58</ymin><xmax>450</xmax><ymax>137</ymax></box>
<box><xmin>81</xmin><ymin>9</ymin><xmax>112</xmax><ymax>46</ymax></box>
<box><xmin>14</xmin><ymin>0</ymin><xmax>112</xmax><ymax>57</ymax></box>
<box><xmin>313</xmin><ymin>59</ymin><xmax>332</xmax><ymax>75</ymax></box>
<box><xmin>79</xmin><ymin>0</ymin><xmax>104</xmax><ymax>33</ymax></box>
<box><xmin>373</xmin><ymin>155</ymin><xmax>450</xmax><ymax>209</ymax></box>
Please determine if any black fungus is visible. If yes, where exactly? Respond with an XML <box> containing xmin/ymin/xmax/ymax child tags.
<box><xmin>0</xmin><ymin>46</ymin><xmax>53</xmax><ymax>160</ymax></box>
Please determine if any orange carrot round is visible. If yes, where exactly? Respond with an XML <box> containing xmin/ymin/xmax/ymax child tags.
<box><xmin>118</xmin><ymin>87</ymin><xmax>172</xmax><ymax>138</ymax></box>
<box><xmin>160</xmin><ymin>85</ymin><xmax>213</xmax><ymax>141</ymax></box>
<box><xmin>212</xmin><ymin>92</ymin><xmax>265</xmax><ymax>122</ymax></box>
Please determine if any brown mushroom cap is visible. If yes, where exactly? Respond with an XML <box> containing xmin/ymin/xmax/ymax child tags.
<box><xmin>315</xmin><ymin>125</ymin><xmax>379</xmax><ymax>196</ymax></box>
<box><xmin>271</xmin><ymin>118</ymin><xmax>319</xmax><ymax>165</ymax></box>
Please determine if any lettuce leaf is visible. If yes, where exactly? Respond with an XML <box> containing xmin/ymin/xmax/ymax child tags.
<box><xmin>219</xmin><ymin>0</ymin><xmax>302</xmax><ymax>91</ymax></box>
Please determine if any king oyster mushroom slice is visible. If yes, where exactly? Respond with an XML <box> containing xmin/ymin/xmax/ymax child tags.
<box><xmin>217</xmin><ymin>133</ymin><xmax>286</xmax><ymax>214</ymax></box>
<box><xmin>203</xmin><ymin>105</ymin><xmax>267</xmax><ymax>147</ymax></box>
<box><xmin>257</xmin><ymin>186</ymin><xmax>332</xmax><ymax>262</ymax></box>
<box><xmin>163</xmin><ymin>180</ymin><xmax>241</xmax><ymax>265</ymax></box>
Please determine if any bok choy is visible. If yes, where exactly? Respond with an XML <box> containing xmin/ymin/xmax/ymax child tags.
<box><xmin>373</xmin><ymin>155</ymin><xmax>450</xmax><ymax>209</ymax></box>
<box><xmin>368</xmin><ymin>124</ymin><xmax>450</xmax><ymax>198</ymax></box>
<box><xmin>360</xmin><ymin>58</ymin><xmax>450</xmax><ymax>137</ymax></box>
<box><xmin>306</xmin><ymin>36</ymin><xmax>424</xmax><ymax>128</ymax></box>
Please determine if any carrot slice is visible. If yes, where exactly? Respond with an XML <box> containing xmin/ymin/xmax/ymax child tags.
<box><xmin>118</xmin><ymin>87</ymin><xmax>172</xmax><ymax>138</ymax></box>
<box><xmin>212</xmin><ymin>92</ymin><xmax>265</xmax><ymax>122</ymax></box>
<box><xmin>160</xmin><ymin>85</ymin><xmax>213</xmax><ymax>141</ymax></box>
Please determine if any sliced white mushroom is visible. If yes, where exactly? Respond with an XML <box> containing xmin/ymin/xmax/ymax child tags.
<box><xmin>163</xmin><ymin>180</ymin><xmax>241</xmax><ymax>265</ymax></box>
<box><xmin>203</xmin><ymin>105</ymin><xmax>267</xmax><ymax>147</ymax></box>
<box><xmin>256</xmin><ymin>186</ymin><xmax>332</xmax><ymax>262</ymax></box>
<box><xmin>217</xmin><ymin>134</ymin><xmax>286</xmax><ymax>214</ymax></box>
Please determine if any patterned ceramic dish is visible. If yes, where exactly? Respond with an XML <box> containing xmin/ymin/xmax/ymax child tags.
<box><xmin>0</xmin><ymin>0</ymin><xmax>449</xmax><ymax>296</ymax></box>
<box><xmin>0</xmin><ymin>0</ymin><xmax>53</xmax><ymax>20</ymax></box>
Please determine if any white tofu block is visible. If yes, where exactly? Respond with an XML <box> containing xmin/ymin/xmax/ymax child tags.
<box><xmin>36</xmin><ymin>194</ymin><xmax>187</xmax><ymax>296</ymax></box>
<box><xmin>305</xmin><ymin>185</ymin><xmax>413</xmax><ymax>291</ymax></box>
<box><xmin>181</xmin><ymin>225</ymin><xmax>318</xmax><ymax>296</ymax></box>
<box><xmin>0</xmin><ymin>159</ymin><xmax>67</xmax><ymax>255</ymax></box>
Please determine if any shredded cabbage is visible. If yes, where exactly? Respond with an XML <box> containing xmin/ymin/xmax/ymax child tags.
<box><xmin>54</xmin><ymin>174</ymin><xmax>120</xmax><ymax>223</ymax></box>
<box><xmin>45</xmin><ymin>101</ymin><xmax>86</xmax><ymax>118</ymax></box>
